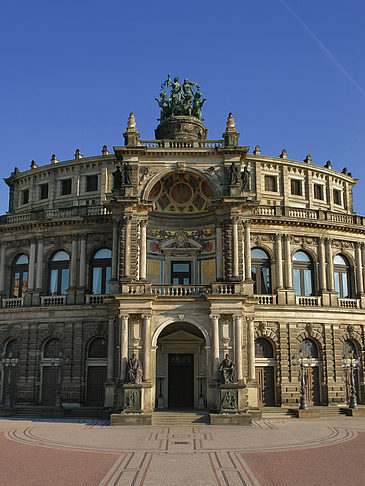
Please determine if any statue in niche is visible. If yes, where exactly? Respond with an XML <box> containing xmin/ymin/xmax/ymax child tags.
<box><xmin>123</xmin><ymin>161</ymin><xmax>132</xmax><ymax>185</ymax></box>
<box><xmin>126</xmin><ymin>353</ymin><xmax>143</xmax><ymax>384</ymax></box>
<box><xmin>112</xmin><ymin>166</ymin><xmax>122</xmax><ymax>190</ymax></box>
<box><xmin>241</xmin><ymin>165</ymin><xmax>251</xmax><ymax>190</ymax></box>
<box><xmin>219</xmin><ymin>354</ymin><xmax>237</xmax><ymax>384</ymax></box>
<box><xmin>228</xmin><ymin>162</ymin><xmax>239</xmax><ymax>185</ymax></box>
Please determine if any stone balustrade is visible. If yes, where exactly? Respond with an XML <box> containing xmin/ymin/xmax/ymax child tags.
<box><xmin>2</xmin><ymin>297</ymin><xmax>24</xmax><ymax>308</ymax></box>
<box><xmin>256</xmin><ymin>294</ymin><xmax>277</xmax><ymax>305</ymax></box>
<box><xmin>151</xmin><ymin>285</ymin><xmax>211</xmax><ymax>297</ymax></box>
<box><xmin>85</xmin><ymin>294</ymin><xmax>107</xmax><ymax>304</ymax></box>
<box><xmin>40</xmin><ymin>295</ymin><xmax>66</xmax><ymax>306</ymax></box>
<box><xmin>338</xmin><ymin>298</ymin><xmax>359</xmax><ymax>308</ymax></box>
<box><xmin>296</xmin><ymin>295</ymin><xmax>321</xmax><ymax>306</ymax></box>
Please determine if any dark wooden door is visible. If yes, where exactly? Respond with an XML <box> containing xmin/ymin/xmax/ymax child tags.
<box><xmin>2</xmin><ymin>368</ymin><xmax>17</xmax><ymax>405</ymax></box>
<box><xmin>304</xmin><ymin>367</ymin><xmax>320</xmax><ymax>406</ymax></box>
<box><xmin>86</xmin><ymin>366</ymin><xmax>107</xmax><ymax>406</ymax></box>
<box><xmin>168</xmin><ymin>354</ymin><xmax>194</xmax><ymax>408</ymax></box>
<box><xmin>41</xmin><ymin>367</ymin><xmax>58</xmax><ymax>406</ymax></box>
<box><xmin>255</xmin><ymin>366</ymin><xmax>275</xmax><ymax>406</ymax></box>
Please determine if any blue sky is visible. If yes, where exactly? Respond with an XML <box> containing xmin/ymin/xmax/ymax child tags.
<box><xmin>1</xmin><ymin>0</ymin><xmax>364</xmax><ymax>213</ymax></box>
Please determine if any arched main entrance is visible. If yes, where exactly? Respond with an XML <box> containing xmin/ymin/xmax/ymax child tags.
<box><xmin>155</xmin><ymin>321</ymin><xmax>208</xmax><ymax>409</ymax></box>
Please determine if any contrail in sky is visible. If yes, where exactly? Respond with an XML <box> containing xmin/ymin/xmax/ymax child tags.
<box><xmin>278</xmin><ymin>0</ymin><xmax>365</xmax><ymax>97</ymax></box>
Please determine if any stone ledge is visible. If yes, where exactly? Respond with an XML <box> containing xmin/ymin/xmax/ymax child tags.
<box><xmin>291</xmin><ymin>409</ymin><xmax>321</xmax><ymax>418</ymax></box>
<box><xmin>209</xmin><ymin>413</ymin><xmax>252</xmax><ymax>426</ymax></box>
<box><xmin>110</xmin><ymin>413</ymin><xmax>152</xmax><ymax>426</ymax></box>
<box><xmin>343</xmin><ymin>407</ymin><xmax>365</xmax><ymax>417</ymax></box>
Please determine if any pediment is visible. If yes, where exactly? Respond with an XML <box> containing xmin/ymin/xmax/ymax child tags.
<box><xmin>158</xmin><ymin>329</ymin><xmax>204</xmax><ymax>343</ymax></box>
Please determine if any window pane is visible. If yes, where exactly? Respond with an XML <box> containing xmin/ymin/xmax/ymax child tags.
<box><xmin>293</xmin><ymin>269</ymin><xmax>301</xmax><ymax>295</ymax></box>
<box><xmin>172</xmin><ymin>278</ymin><xmax>179</xmax><ymax>285</ymax></box>
<box><xmin>61</xmin><ymin>269</ymin><xmax>69</xmax><ymax>294</ymax></box>
<box><xmin>342</xmin><ymin>273</ymin><xmax>348</xmax><ymax>297</ymax></box>
<box><xmin>94</xmin><ymin>249</ymin><xmax>112</xmax><ymax>259</ymax></box>
<box><xmin>105</xmin><ymin>266</ymin><xmax>111</xmax><ymax>293</ymax></box>
<box><xmin>334</xmin><ymin>254</ymin><xmax>346</xmax><ymax>265</ymax></box>
<box><xmin>293</xmin><ymin>251</ymin><xmax>310</xmax><ymax>262</ymax></box>
<box><xmin>183</xmin><ymin>278</ymin><xmax>190</xmax><ymax>285</ymax></box>
<box><xmin>16</xmin><ymin>254</ymin><xmax>28</xmax><ymax>265</ymax></box>
<box><xmin>173</xmin><ymin>263</ymin><xmax>190</xmax><ymax>272</ymax></box>
<box><xmin>334</xmin><ymin>272</ymin><xmax>340</xmax><ymax>295</ymax></box>
<box><xmin>262</xmin><ymin>267</ymin><xmax>270</xmax><ymax>294</ymax></box>
<box><xmin>93</xmin><ymin>267</ymin><xmax>102</xmax><ymax>294</ymax></box>
<box><xmin>22</xmin><ymin>272</ymin><xmax>28</xmax><ymax>295</ymax></box>
<box><xmin>13</xmin><ymin>272</ymin><xmax>20</xmax><ymax>297</ymax></box>
<box><xmin>50</xmin><ymin>270</ymin><xmax>58</xmax><ymax>294</ymax></box>
<box><xmin>251</xmin><ymin>248</ymin><xmax>269</xmax><ymax>260</ymax></box>
<box><xmin>52</xmin><ymin>251</ymin><xmax>70</xmax><ymax>261</ymax></box>
<box><xmin>251</xmin><ymin>266</ymin><xmax>257</xmax><ymax>293</ymax></box>
<box><xmin>303</xmin><ymin>269</ymin><xmax>312</xmax><ymax>296</ymax></box>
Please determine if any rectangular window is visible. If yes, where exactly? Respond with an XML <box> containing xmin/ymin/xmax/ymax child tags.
<box><xmin>60</xmin><ymin>269</ymin><xmax>69</xmax><ymax>294</ymax></box>
<box><xmin>92</xmin><ymin>267</ymin><xmax>102</xmax><ymax>294</ymax></box>
<box><xmin>50</xmin><ymin>269</ymin><xmax>58</xmax><ymax>295</ymax></box>
<box><xmin>22</xmin><ymin>189</ymin><xmax>29</xmax><ymax>205</ymax></box>
<box><xmin>293</xmin><ymin>268</ymin><xmax>301</xmax><ymax>295</ymax></box>
<box><xmin>105</xmin><ymin>266</ymin><xmax>111</xmax><ymax>294</ymax></box>
<box><xmin>333</xmin><ymin>189</ymin><xmax>342</xmax><ymax>205</ymax></box>
<box><xmin>86</xmin><ymin>174</ymin><xmax>98</xmax><ymax>192</ymax></box>
<box><xmin>291</xmin><ymin>179</ymin><xmax>302</xmax><ymax>196</ymax></box>
<box><xmin>40</xmin><ymin>183</ymin><xmax>48</xmax><ymax>200</ymax></box>
<box><xmin>314</xmin><ymin>184</ymin><xmax>324</xmax><ymax>200</ymax></box>
<box><xmin>61</xmin><ymin>179</ymin><xmax>72</xmax><ymax>195</ymax></box>
<box><xmin>264</xmin><ymin>175</ymin><xmax>277</xmax><ymax>192</ymax></box>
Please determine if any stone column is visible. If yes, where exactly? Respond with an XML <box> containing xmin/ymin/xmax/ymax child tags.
<box><xmin>210</xmin><ymin>314</ymin><xmax>220</xmax><ymax>381</ymax></box>
<box><xmin>28</xmin><ymin>240</ymin><xmax>36</xmax><ymax>291</ymax></box>
<box><xmin>244</xmin><ymin>221</ymin><xmax>251</xmax><ymax>280</ymax></box>
<box><xmin>356</xmin><ymin>242</ymin><xmax>364</xmax><ymax>295</ymax></box>
<box><xmin>111</xmin><ymin>221</ymin><xmax>119</xmax><ymax>280</ymax></box>
<box><xmin>0</xmin><ymin>243</ymin><xmax>6</xmax><ymax>294</ymax></box>
<box><xmin>326</xmin><ymin>239</ymin><xmax>335</xmax><ymax>292</ymax></box>
<box><xmin>284</xmin><ymin>235</ymin><xmax>293</xmax><ymax>289</ymax></box>
<box><xmin>142</xmin><ymin>314</ymin><xmax>152</xmax><ymax>382</ymax></box>
<box><xmin>124</xmin><ymin>217</ymin><xmax>132</xmax><ymax>278</ymax></box>
<box><xmin>69</xmin><ymin>237</ymin><xmax>78</xmax><ymax>289</ymax></box>
<box><xmin>107</xmin><ymin>317</ymin><xmax>115</xmax><ymax>381</ymax></box>
<box><xmin>247</xmin><ymin>316</ymin><xmax>256</xmax><ymax>382</ymax></box>
<box><xmin>139</xmin><ymin>220</ymin><xmax>147</xmax><ymax>280</ymax></box>
<box><xmin>275</xmin><ymin>234</ymin><xmax>283</xmax><ymax>289</ymax></box>
<box><xmin>216</xmin><ymin>220</ymin><xmax>223</xmax><ymax>280</ymax></box>
<box><xmin>119</xmin><ymin>314</ymin><xmax>129</xmax><ymax>381</ymax></box>
<box><xmin>362</xmin><ymin>244</ymin><xmax>365</xmax><ymax>292</ymax></box>
<box><xmin>35</xmin><ymin>238</ymin><xmax>44</xmax><ymax>290</ymax></box>
<box><xmin>232</xmin><ymin>217</ymin><xmax>239</xmax><ymax>278</ymax></box>
<box><xmin>79</xmin><ymin>235</ymin><xmax>87</xmax><ymax>288</ymax></box>
<box><xmin>319</xmin><ymin>237</ymin><xmax>327</xmax><ymax>292</ymax></box>
<box><xmin>235</xmin><ymin>315</ymin><xmax>243</xmax><ymax>381</ymax></box>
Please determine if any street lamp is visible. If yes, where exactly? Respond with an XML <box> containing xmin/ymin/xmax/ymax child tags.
<box><xmin>293</xmin><ymin>352</ymin><xmax>311</xmax><ymax>410</ymax></box>
<box><xmin>2</xmin><ymin>353</ymin><xmax>19</xmax><ymax>409</ymax></box>
<box><xmin>343</xmin><ymin>348</ymin><xmax>358</xmax><ymax>409</ymax></box>
<box><xmin>50</xmin><ymin>352</ymin><xmax>68</xmax><ymax>410</ymax></box>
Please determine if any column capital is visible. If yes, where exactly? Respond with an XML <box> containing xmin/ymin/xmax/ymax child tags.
<box><xmin>141</xmin><ymin>313</ymin><xmax>152</xmax><ymax>319</ymax></box>
<box><xmin>246</xmin><ymin>316</ymin><xmax>254</xmax><ymax>325</ymax></box>
<box><xmin>118</xmin><ymin>313</ymin><xmax>129</xmax><ymax>320</ymax></box>
<box><xmin>244</xmin><ymin>219</ymin><xmax>251</xmax><ymax>228</ymax></box>
<box><xmin>209</xmin><ymin>313</ymin><xmax>220</xmax><ymax>320</ymax></box>
<box><xmin>139</xmin><ymin>219</ymin><xmax>148</xmax><ymax>228</ymax></box>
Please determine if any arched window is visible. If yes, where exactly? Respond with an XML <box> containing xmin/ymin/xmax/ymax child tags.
<box><xmin>43</xmin><ymin>339</ymin><xmax>61</xmax><ymax>358</ymax></box>
<box><xmin>91</xmin><ymin>249</ymin><xmax>112</xmax><ymax>294</ymax></box>
<box><xmin>255</xmin><ymin>338</ymin><xmax>274</xmax><ymax>358</ymax></box>
<box><xmin>11</xmin><ymin>254</ymin><xmax>28</xmax><ymax>298</ymax></box>
<box><xmin>88</xmin><ymin>338</ymin><xmax>108</xmax><ymax>358</ymax></box>
<box><xmin>251</xmin><ymin>248</ymin><xmax>271</xmax><ymax>294</ymax></box>
<box><xmin>49</xmin><ymin>251</ymin><xmax>70</xmax><ymax>295</ymax></box>
<box><xmin>4</xmin><ymin>339</ymin><xmax>17</xmax><ymax>358</ymax></box>
<box><xmin>299</xmin><ymin>338</ymin><xmax>319</xmax><ymax>358</ymax></box>
<box><xmin>293</xmin><ymin>251</ymin><xmax>313</xmax><ymax>296</ymax></box>
<box><xmin>334</xmin><ymin>254</ymin><xmax>350</xmax><ymax>298</ymax></box>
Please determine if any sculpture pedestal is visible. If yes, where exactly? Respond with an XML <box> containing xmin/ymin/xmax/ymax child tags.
<box><xmin>209</xmin><ymin>383</ymin><xmax>252</xmax><ymax>426</ymax></box>
<box><xmin>110</xmin><ymin>383</ymin><xmax>153</xmax><ymax>426</ymax></box>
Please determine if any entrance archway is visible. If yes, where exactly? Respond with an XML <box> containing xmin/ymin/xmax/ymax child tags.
<box><xmin>155</xmin><ymin>321</ymin><xmax>207</xmax><ymax>409</ymax></box>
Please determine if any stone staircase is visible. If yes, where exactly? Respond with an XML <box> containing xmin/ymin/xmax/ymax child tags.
<box><xmin>152</xmin><ymin>410</ymin><xmax>210</xmax><ymax>426</ymax></box>
<box><xmin>260</xmin><ymin>407</ymin><xmax>298</xmax><ymax>419</ymax></box>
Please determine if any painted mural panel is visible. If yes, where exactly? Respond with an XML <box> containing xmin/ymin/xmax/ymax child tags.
<box><xmin>201</xmin><ymin>259</ymin><xmax>216</xmax><ymax>284</ymax></box>
<box><xmin>147</xmin><ymin>260</ymin><xmax>162</xmax><ymax>284</ymax></box>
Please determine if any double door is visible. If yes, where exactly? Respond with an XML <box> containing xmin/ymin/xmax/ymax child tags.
<box><xmin>303</xmin><ymin>367</ymin><xmax>320</xmax><ymax>406</ymax></box>
<box><xmin>255</xmin><ymin>366</ymin><xmax>275</xmax><ymax>406</ymax></box>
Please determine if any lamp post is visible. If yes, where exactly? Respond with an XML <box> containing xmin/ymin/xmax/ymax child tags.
<box><xmin>293</xmin><ymin>352</ymin><xmax>311</xmax><ymax>410</ymax></box>
<box><xmin>157</xmin><ymin>374</ymin><xmax>165</xmax><ymax>409</ymax></box>
<box><xmin>343</xmin><ymin>348</ymin><xmax>358</xmax><ymax>409</ymax></box>
<box><xmin>50</xmin><ymin>352</ymin><xmax>68</xmax><ymax>410</ymax></box>
<box><xmin>2</xmin><ymin>353</ymin><xmax>19</xmax><ymax>409</ymax></box>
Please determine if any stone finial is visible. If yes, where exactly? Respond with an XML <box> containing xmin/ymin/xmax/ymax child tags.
<box><xmin>30</xmin><ymin>160</ymin><xmax>38</xmax><ymax>169</ymax></box>
<box><xmin>102</xmin><ymin>145</ymin><xmax>109</xmax><ymax>155</ymax></box>
<box><xmin>325</xmin><ymin>160</ymin><xmax>332</xmax><ymax>169</ymax></box>
<box><xmin>74</xmin><ymin>149</ymin><xmax>83</xmax><ymax>159</ymax></box>
<box><xmin>253</xmin><ymin>145</ymin><xmax>261</xmax><ymax>155</ymax></box>
<box><xmin>127</xmin><ymin>112</ymin><xmax>137</xmax><ymax>132</ymax></box>
<box><xmin>304</xmin><ymin>154</ymin><xmax>311</xmax><ymax>164</ymax></box>
<box><xmin>51</xmin><ymin>154</ymin><xmax>59</xmax><ymax>164</ymax></box>
<box><xmin>226</xmin><ymin>113</ymin><xmax>236</xmax><ymax>132</ymax></box>
<box><xmin>13</xmin><ymin>167</ymin><xmax>20</xmax><ymax>174</ymax></box>
<box><xmin>342</xmin><ymin>167</ymin><xmax>348</xmax><ymax>175</ymax></box>
<box><xmin>280</xmin><ymin>149</ymin><xmax>288</xmax><ymax>159</ymax></box>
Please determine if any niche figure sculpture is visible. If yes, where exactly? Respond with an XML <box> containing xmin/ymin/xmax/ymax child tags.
<box><xmin>219</xmin><ymin>354</ymin><xmax>237</xmax><ymax>384</ymax></box>
<box><xmin>126</xmin><ymin>353</ymin><xmax>143</xmax><ymax>384</ymax></box>
<box><xmin>241</xmin><ymin>165</ymin><xmax>251</xmax><ymax>190</ymax></box>
<box><xmin>123</xmin><ymin>161</ymin><xmax>132</xmax><ymax>185</ymax></box>
<box><xmin>228</xmin><ymin>162</ymin><xmax>239</xmax><ymax>185</ymax></box>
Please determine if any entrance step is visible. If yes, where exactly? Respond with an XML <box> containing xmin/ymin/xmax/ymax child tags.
<box><xmin>152</xmin><ymin>411</ymin><xmax>210</xmax><ymax>425</ymax></box>
<box><xmin>260</xmin><ymin>407</ymin><xmax>297</xmax><ymax>419</ymax></box>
